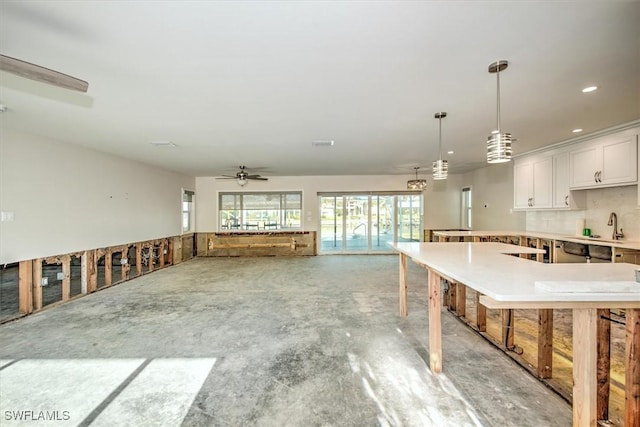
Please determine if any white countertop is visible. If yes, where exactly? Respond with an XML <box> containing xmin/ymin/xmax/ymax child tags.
<box><xmin>431</xmin><ymin>230</ymin><xmax>640</xmax><ymax>251</ymax></box>
<box><xmin>392</xmin><ymin>242</ymin><xmax>640</xmax><ymax>304</ymax></box>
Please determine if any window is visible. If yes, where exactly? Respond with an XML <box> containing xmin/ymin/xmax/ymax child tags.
<box><xmin>219</xmin><ymin>192</ymin><xmax>302</xmax><ymax>231</ymax></box>
<box><xmin>461</xmin><ymin>187</ymin><xmax>472</xmax><ymax>230</ymax></box>
<box><xmin>182</xmin><ymin>190</ymin><xmax>195</xmax><ymax>233</ymax></box>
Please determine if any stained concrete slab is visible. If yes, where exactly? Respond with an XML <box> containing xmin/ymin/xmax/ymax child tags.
<box><xmin>0</xmin><ymin>255</ymin><xmax>571</xmax><ymax>426</ymax></box>
<box><xmin>1</xmin><ymin>359</ymin><xmax>145</xmax><ymax>426</ymax></box>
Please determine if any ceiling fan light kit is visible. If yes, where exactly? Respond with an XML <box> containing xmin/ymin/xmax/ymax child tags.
<box><xmin>216</xmin><ymin>166</ymin><xmax>268</xmax><ymax>187</ymax></box>
<box><xmin>486</xmin><ymin>60</ymin><xmax>513</xmax><ymax>164</ymax></box>
<box><xmin>432</xmin><ymin>112</ymin><xmax>448</xmax><ymax>180</ymax></box>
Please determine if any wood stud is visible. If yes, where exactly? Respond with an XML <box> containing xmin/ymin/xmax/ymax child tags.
<box><xmin>18</xmin><ymin>260</ymin><xmax>33</xmax><ymax>314</ymax></box>
<box><xmin>428</xmin><ymin>268</ymin><xmax>443</xmax><ymax>373</ymax></box>
<box><xmin>104</xmin><ymin>249</ymin><xmax>112</xmax><ymax>287</ymax></box>
<box><xmin>4</xmin><ymin>236</ymin><xmax>185</xmax><ymax>323</ymax></box>
<box><xmin>626</xmin><ymin>308</ymin><xmax>640</xmax><ymax>427</ymax></box>
<box><xmin>597</xmin><ymin>308</ymin><xmax>611</xmax><ymax>422</ymax></box>
<box><xmin>399</xmin><ymin>253</ymin><xmax>408</xmax><ymax>317</ymax></box>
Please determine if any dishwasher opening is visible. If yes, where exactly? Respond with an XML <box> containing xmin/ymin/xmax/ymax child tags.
<box><xmin>555</xmin><ymin>242</ymin><xmax>611</xmax><ymax>263</ymax></box>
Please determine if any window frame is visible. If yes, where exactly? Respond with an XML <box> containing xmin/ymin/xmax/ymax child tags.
<box><xmin>218</xmin><ymin>191</ymin><xmax>303</xmax><ymax>232</ymax></box>
<box><xmin>182</xmin><ymin>189</ymin><xmax>195</xmax><ymax>234</ymax></box>
<box><xmin>461</xmin><ymin>186</ymin><xmax>472</xmax><ymax>230</ymax></box>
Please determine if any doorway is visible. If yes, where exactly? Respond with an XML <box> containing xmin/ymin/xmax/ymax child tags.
<box><xmin>319</xmin><ymin>193</ymin><xmax>422</xmax><ymax>254</ymax></box>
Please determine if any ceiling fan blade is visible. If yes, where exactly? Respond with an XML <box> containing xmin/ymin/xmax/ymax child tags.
<box><xmin>0</xmin><ymin>54</ymin><xmax>89</xmax><ymax>92</ymax></box>
<box><xmin>248</xmin><ymin>177</ymin><xmax>268</xmax><ymax>181</ymax></box>
<box><xmin>216</xmin><ymin>176</ymin><xmax>237</xmax><ymax>179</ymax></box>
<box><xmin>245</xmin><ymin>174</ymin><xmax>264</xmax><ymax>179</ymax></box>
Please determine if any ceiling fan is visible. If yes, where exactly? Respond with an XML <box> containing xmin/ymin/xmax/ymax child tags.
<box><xmin>217</xmin><ymin>166</ymin><xmax>268</xmax><ymax>187</ymax></box>
<box><xmin>0</xmin><ymin>54</ymin><xmax>89</xmax><ymax>92</ymax></box>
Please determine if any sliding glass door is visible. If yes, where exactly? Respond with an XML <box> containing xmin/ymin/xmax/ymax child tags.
<box><xmin>345</xmin><ymin>195</ymin><xmax>369</xmax><ymax>251</ymax></box>
<box><xmin>319</xmin><ymin>193</ymin><xmax>422</xmax><ymax>254</ymax></box>
<box><xmin>320</xmin><ymin>196</ymin><xmax>344</xmax><ymax>252</ymax></box>
<box><xmin>398</xmin><ymin>194</ymin><xmax>422</xmax><ymax>242</ymax></box>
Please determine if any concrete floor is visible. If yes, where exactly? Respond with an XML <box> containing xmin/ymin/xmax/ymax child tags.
<box><xmin>0</xmin><ymin>255</ymin><xmax>571</xmax><ymax>426</ymax></box>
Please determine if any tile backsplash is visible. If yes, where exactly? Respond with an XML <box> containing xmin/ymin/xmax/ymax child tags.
<box><xmin>526</xmin><ymin>185</ymin><xmax>639</xmax><ymax>241</ymax></box>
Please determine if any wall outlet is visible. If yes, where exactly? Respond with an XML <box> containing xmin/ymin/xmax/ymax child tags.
<box><xmin>120</xmin><ymin>258</ymin><xmax>128</xmax><ymax>265</ymax></box>
<box><xmin>56</xmin><ymin>272</ymin><xmax>65</xmax><ymax>280</ymax></box>
<box><xmin>41</xmin><ymin>277</ymin><xmax>49</xmax><ymax>286</ymax></box>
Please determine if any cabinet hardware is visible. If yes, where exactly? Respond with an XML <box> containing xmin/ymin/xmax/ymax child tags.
<box><xmin>597</xmin><ymin>171</ymin><xmax>602</xmax><ymax>182</ymax></box>
<box><xmin>564</xmin><ymin>195</ymin><xmax>569</xmax><ymax>206</ymax></box>
<box><xmin>594</xmin><ymin>171</ymin><xmax>598</xmax><ymax>183</ymax></box>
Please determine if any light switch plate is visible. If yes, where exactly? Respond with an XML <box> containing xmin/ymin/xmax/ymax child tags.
<box><xmin>0</xmin><ymin>211</ymin><xmax>15</xmax><ymax>222</ymax></box>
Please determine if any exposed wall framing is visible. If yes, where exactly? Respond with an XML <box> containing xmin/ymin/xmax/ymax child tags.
<box><xmin>200</xmin><ymin>232</ymin><xmax>317</xmax><ymax>257</ymax></box>
<box><xmin>4</xmin><ymin>235</ymin><xmax>184</xmax><ymax>324</ymax></box>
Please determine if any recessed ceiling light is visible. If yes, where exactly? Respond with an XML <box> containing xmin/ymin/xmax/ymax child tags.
<box><xmin>582</xmin><ymin>86</ymin><xmax>598</xmax><ymax>93</ymax></box>
<box><xmin>312</xmin><ymin>140</ymin><xmax>335</xmax><ymax>147</ymax></box>
<box><xmin>149</xmin><ymin>141</ymin><xmax>177</xmax><ymax>147</ymax></box>
<box><xmin>572</xmin><ymin>128</ymin><xmax>583</xmax><ymax>133</ymax></box>
<box><xmin>447</xmin><ymin>150</ymin><xmax>454</xmax><ymax>155</ymax></box>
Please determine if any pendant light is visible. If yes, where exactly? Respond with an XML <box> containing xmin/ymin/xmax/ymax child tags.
<box><xmin>486</xmin><ymin>60</ymin><xmax>513</xmax><ymax>163</ymax></box>
<box><xmin>407</xmin><ymin>166</ymin><xmax>427</xmax><ymax>190</ymax></box>
<box><xmin>433</xmin><ymin>112</ymin><xmax>448</xmax><ymax>180</ymax></box>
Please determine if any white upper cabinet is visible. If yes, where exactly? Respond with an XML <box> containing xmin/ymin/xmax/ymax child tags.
<box><xmin>569</xmin><ymin>131</ymin><xmax>638</xmax><ymax>189</ymax></box>
<box><xmin>513</xmin><ymin>156</ymin><xmax>552</xmax><ymax>209</ymax></box>
<box><xmin>553</xmin><ymin>152</ymin><xmax>571</xmax><ymax>208</ymax></box>
<box><xmin>553</xmin><ymin>152</ymin><xmax>585</xmax><ymax>209</ymax></box>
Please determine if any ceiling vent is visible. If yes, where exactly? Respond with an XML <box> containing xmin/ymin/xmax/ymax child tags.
<box><xmin>312</xmin><ymin>140</ymin><xmax>335</xmax><ymax>147</ymax></box>
<box><xmin>149</xmin><ymin>141</ymin><xmax>177</xmax><ymax>147</ymax></box>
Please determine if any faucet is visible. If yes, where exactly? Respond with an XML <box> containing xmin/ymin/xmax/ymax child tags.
<box><xmin>607</xmin><ymin>212</ymin><xmax>624</xmax><ymax>240</ymax></box>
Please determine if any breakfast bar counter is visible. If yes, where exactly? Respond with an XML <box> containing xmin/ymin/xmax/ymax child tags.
<box><xmin>391</xmin><ymin>241</ymin><xmax>640</xmax><ymax>427</ymax></box>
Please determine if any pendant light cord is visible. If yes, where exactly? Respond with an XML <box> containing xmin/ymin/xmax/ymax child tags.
<box><xmin>496</xmin><ymin>67</ymin><xmax>501</xmax><ymax>133</ymax></box>
<box><xmin>438</xmin><ymin>116</ymin><xmax>443</xmax><ymax>160</ymax></box>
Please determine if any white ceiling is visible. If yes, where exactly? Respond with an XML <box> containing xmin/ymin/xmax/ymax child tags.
<box><xmin>1</xmin><ymin>1</ymin><xmax>639</xmax><ymax>177</ymax></box>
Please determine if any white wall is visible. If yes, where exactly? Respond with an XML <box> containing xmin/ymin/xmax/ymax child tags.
<box><xmin>0</xmin><ymin>129</ymin><xmax>195</xmax><ymax>264</ymax></box>
<box><xmin>462</xmin><ymin>163</ymin><xmax>526</xmax><ymax>231</ymax></box>
<box><xmin>423</xmin><ymin>174</ymin><xmax>462</xmax><ymax>230</ymax></box>
<box><xmin>196</xmin><ymin>174</ymin><xmax>463</xmax><ymax>232</ymax></box>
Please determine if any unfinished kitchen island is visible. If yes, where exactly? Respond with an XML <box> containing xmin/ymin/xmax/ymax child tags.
<box><xmin>392</xmin><ymin>241</ymin><xmax>640</xmax><ymax>427</ymax></box>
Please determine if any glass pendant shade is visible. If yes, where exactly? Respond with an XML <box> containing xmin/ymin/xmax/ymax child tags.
<box><xmin>407</xmin><ymin>167</ymin><xmax>427</xmax><ymax>190</ymax></box>
<box><xmin>237</xmin><ymin>177</ymin><xmax>248</xmax><ymax>186</ymax></box>
<box><xmin>433</xmin><ymin>159</ymin><xmax>448</xmax><ymax>180</ymax></box>
<box><xmin>486</xmin><ymin>60</ymin><xmax>513</xmax><ymax>163</ymax></box>
<box><xmin>487</xmin><ymin>132</ymin><xmax>513</xmax><ymax>163</ymax></box>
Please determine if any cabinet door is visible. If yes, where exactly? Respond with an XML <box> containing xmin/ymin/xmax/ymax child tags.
<box><xmin>569</xmin><ymin>145</ymin><xmax>600</xmax><ymax>188</ymax></box>
<box><xmin>553</xmin><ymin>152</ymin><xmax>570</xmax><ymax>208</ymax></box>
<box><xmin>532</xmin><ymin>157</ymin><xmax>553</xmax><ymax>208</ymax></box>
<box><xmin>601</xmin><ymin>135</ymin><xmax>637</xmax><ymax>185</ymax></box>
<box><xmin>513</xmin><ymin>161</ymin><xmax>533</xmax><ymax>209</ymax></box>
